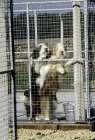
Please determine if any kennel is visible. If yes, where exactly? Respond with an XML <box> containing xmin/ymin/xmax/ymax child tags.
<box><xmin>0</xmin><ymin>0</ymin><xmax>95</xmax><ymax>139</ymax></box>
<box><xmin>12</xmin><ymin>0</ymin><xmax>94</xmax><ymax>123</ymax></box>
<box><xmin>13</xmin><ymin>0</ymin><xmax>95</xmax><ymax>123</ymax></box>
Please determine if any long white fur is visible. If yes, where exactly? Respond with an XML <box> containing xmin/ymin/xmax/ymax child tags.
<box><xmin>36</xmin><ymin>63</ymin><xmax>65</xmax><ymax>89</ymax></box>
<box><xmin>34</xmin><ymin>43</ymin><xmax>49</xmax><ymax>74</ymax></box>
<box><xmin>49</xmin><ymin>42</ymin><xmax>66</xmax><ymax>59</ymax></box>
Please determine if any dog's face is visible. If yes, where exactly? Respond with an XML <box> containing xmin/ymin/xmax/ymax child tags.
<box><xmin>38</xmin><ymin>43</ymin><xmax>49</xmax><ymax>58</ymax></box>
<box><xmin>50</xmin><ymin>42</ymin><xmax>66</xmax><ymax>59</ymax></box>
<box><xmin>32</xmin><ymin>43</ymin><xmax>50</xmax><ymax>59</ymax></box>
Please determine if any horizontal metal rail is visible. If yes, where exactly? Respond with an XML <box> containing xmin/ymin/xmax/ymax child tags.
<box><xmin>15</xmin><ymin>58</ymin><xmax>85</xmax><ymax>63</ymax></box>
<box><xmin>13</xmin><ymin>8</ymin><xmax>76</xmax><ymax>12</ymax></box>
<box><xmin>13</xmin><ymin>8</ymin><xmax>84</xmax><ymax>13</ymax></box>
<box><xmin>13</xmin><ymin>1</ymin><xmax>84</xmax><ymax>5</ymax></box>
<box><xmin>0</xmin><ymin>69</ymin><xmax>13</xmax><ymax>74</ymax></box>
<box><xmin>6</xmin><ymin>50</ymin><xmax>95</xmax><ymax>55</ymax></box>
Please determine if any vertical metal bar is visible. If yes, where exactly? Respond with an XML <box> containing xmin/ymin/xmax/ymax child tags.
<box><xmin>10</xmin><ymin>0</ymin><xmax>17</xmax><ymax>139</ymax></box>
<box><xmin>8</xmin><ymin>2</ymin><xmax>13</xmax><ymax>70</ymax></box>
<box><xmin>84</xmin><ymin>0</ymin><xmax>90</xmax><ymax>121</ymax></box>
<box><xmin>60</xmin><ymin>14</ymin><xmax>63</xmax><ymax>44</ymax></box>
<box><xmin>8</xmin><ymin>2</ymin><xmax>15</xmax><ymax>140</ymax></box>
<box><xmin>26</xmin><ymin>4</ymin><xmax>32</xmax><ymax>118</ymax></box>
<box><xmin>34</xmin><ymin>10</ymin><xmax>38</xmax><ymax>46</ymax></box>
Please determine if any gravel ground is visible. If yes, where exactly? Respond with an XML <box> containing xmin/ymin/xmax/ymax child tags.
<box><xmin>9</xmin><ymin>129</ymin><xmax>95</xmax><ymax>140</ymax></box>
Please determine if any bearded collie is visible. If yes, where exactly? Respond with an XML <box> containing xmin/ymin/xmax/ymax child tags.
<box><xmin>23</xmin><ymin>43</ymin><xmax>50</xmax><ymax>120</ymax></box>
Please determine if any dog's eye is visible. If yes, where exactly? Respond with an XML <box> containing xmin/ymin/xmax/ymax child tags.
<box><xmin>65</xmin><ymin>46</ymin><xmax>67</xmax><ymax>51</ymax></box>
<box><xmin>39</xmin><ymin>45</ymin><xmax>42</xmax><ymax>48</ymax></box>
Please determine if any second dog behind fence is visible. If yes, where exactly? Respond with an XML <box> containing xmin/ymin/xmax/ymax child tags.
<box><xmin>23</xmin><ymin>43</ymin><xmax>50</xmax><ymax>120</ymax></box>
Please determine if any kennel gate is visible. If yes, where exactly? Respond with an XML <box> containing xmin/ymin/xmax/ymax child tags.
<box><xmin>12</xmin><ymin>0</ymin><xmax>95</xmax><ymax>124</ymax></box>
<box><xmin>0</xmin><ymin>0</ymin><xmax>17</xmax><ymax>140</ymax></box>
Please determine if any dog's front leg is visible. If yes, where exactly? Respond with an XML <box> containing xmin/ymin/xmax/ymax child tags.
<box><xmin>35</xmin><ymin>113</ymin><xmax>40</xmax><ymax>121</ymax></box>
<box><xmin>40</xmin><ymin>96</ymin><xmax>50</xmax><ymax>120</ymax></box>
<box><xmin>64</xmin><ymin>59</ymin><xmax>84</xmax><ymax>67</ymax></box>
<box><xmin>64</xmin><ymin>59</ymin><xmax>75</xmax><ymax>67</ymax></box>
<box><xmin>54</xmin><ymin>64</ymin><xmax>65</xmax><ymax>74</ymax></box>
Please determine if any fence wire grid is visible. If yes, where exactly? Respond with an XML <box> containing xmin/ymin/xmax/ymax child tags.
<box><xmin>0</xmin><ymin>0</ymin><xmax>95</xmax><ymax>139</ymax></box>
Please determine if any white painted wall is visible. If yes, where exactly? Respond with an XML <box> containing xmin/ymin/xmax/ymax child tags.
<box><xmin>0</xmin><ymin>0</ymin><xmax>8</xmax><ymax>139</ymax></box>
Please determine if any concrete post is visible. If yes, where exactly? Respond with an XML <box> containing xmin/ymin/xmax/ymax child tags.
<box><xmin>73</xmin><ymin>1</ymin><xmax>85</xmax><ymax>121</ymax></box>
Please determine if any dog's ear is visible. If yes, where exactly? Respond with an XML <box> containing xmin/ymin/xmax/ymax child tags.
<box><xmin>24</xmin><ymin>89</ymin><xmax>30</xmax><ymax>97</ymax></box>
<box><xmin>52</xmin><ymin>44</ymin><xmax>57</xmax><ymax>55</ymax></box>
<box><xmin>45</xmin><ymin>43</ymin><xmax>48</xmax><ymax>46</ymax></box>
<box><xmin>65</xmin><ymin>46</ymin><xmax>67</xmax><ymax>51</ymax></box>
<box><xmin>32</xmin><ymin>48</ymin><xmax>40</xmax><ymax>59</ymax></box>
<box><xmin>36</xmin><ymin>44</ymin><xmax>42</xmax><ymax>49</ymax></box>
<box><xmin>46</xmin><ymin>49</ymin><xmax>52</xmax><ymax>59</ymax></box>
<box><xmin>49</xmin><ymin>45</ymin><xmax>55</xmax><ymax>55</ymax></box>
<box><xmin>38</xmin><ymin>44</ymin><xmax>42</xmax><ymax>49</ymax></box>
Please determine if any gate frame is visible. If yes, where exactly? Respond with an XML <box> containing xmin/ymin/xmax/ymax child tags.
<box><xmin>13</xmin><ymin>0</ymin><xmax>91</xmax><ymax>124</ymax></box>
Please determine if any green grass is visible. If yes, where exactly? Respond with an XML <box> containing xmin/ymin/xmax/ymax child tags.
<box><xmin>15</xmin><ymin>71</ymin><xmax>29</xmax><ymax>90</ymax></box>
<box><xmin>15</xmin><ymin>71</ymin><xmax>75</xmax><ymax>90</ymax></box>
<box><xmin>14</xmin><ymin>69</ymin><xmax>95</xmax><ymax>90</ymax></box>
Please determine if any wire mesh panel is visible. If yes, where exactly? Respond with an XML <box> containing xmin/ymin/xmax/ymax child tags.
<box><xmin>12</xmin><ymin>0</ymin><xmax>95</xmax><ymax>124</ymax></box>
<box><xmin>0</xmin><ymin>0</ymin><xmax>17</xmax><ymax>139</ymax></box>
<box><xmin>88</xmin><ymin>0</ymin><xmax>95</xmax><ymax>122</ymax></box>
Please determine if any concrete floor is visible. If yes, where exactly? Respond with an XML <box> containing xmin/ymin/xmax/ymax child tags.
<box><xmin>9</xmin><ymin>91</ymin><xmax>95</xmax><ymax>123</ymax></box>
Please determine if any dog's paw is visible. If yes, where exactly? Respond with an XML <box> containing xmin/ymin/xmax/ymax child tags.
<box><xmin>59</xmin><ymin>67</ymin><xmax>65</xmax><ymax>74</ymax></box>
<box><xmin>36</xmin><ymin>77</ymin><xmax>44</xmax><ymax>90</ymax></box>
<box><xmin>44</xmin><ymin>118</ymin><xmax>50</xmax><ymax>121</ymax></box>
<box><xmin>35</xmin><ymin>116</ymin><xmax>40</xmax><ymax>121</ymax></box>
<box><xmin>53</xmin><ymin>64</ymin><xmax>65</xmax><ymax>74</ymax></box>
<box><xmin>73</xmin><ymin>60</ymin><xmax>84</xmax><ymax>65</ymax></box>
<box><xmin>57</xmin><ymin>66</ymin><xmax>65</xmax><ymax>74</ymax></box>
<box><xmin>27</xmin><ymin>116</ymin><xmax>31</xmax><ymax>121</ymax></box>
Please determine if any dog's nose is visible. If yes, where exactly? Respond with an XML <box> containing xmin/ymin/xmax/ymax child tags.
<box><xmin>60</xmin><ymin>51</ymin><xmax>64</xmax><ymax>55</ymax></box>
<box><xmin>45</xmin><ymin>48</ymin><xmax>48</xmax><ymax>52</ymax></box>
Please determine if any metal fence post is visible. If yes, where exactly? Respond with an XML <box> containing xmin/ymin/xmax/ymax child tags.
<box><xmin>26</xmin><ymin>4</ymin><xmax>32</xmax><ymax>119</ymax></box>
<box><xmin>84</xmin><ymin>0</ymin><xmax>90</xmax><ymax>121</ymax></box>
<box><xmin>10</xmin><ymin>0</ymin><xmax>17</xmax><ymax>139</ymax></box>
<box><xmin>34</xmin><ymin>10</ymin><xmax>38</xmax><ymax>46</ymax></box>
<box><xmin>8</xmin><ymin>1</ymin><xmax>16</xmax><ymax>140</ymax></box>
<box><xmin>59</xmin><ymin>14</ymin><xmax>64</xmax><ymax>44</ymax></box>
